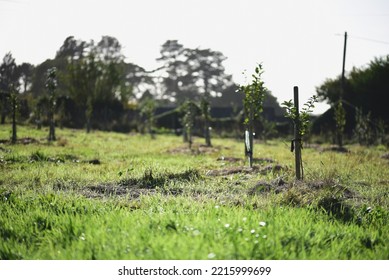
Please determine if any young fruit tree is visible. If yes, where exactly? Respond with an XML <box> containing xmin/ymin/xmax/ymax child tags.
<box><xmin>200</xmin><ymin>97</ymin><xmax>212</xmax><ymax>147</ymax></box>
<box><xmin>45</xmin><ymin>67</ymin><xmax>57</xmax><ymax>142</ymax></box>
<box><xmin>238</xmin><ymin>64</ymin><xmax>267</xmax><ymax>168</ymax></box>
<box><xmin>282</xmin><ymin>87</ymin><xmax>317</xmax><ymax>180</ymax></box>
<box><xmin>182</xmin><ymin>100</ymin><xmax>200</xmax><ymax>149</ymax></box>
<box><xmin>139</xmin><ymin>96</ymin><xmax>156</xmax><ymax>139</ymax></box>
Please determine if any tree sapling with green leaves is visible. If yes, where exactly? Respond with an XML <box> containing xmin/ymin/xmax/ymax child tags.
<box><xmin>238</xmin><ymin>64</ymin><xmax>267</xmax><ymax>168</ymax></box>
<box><xmin>139</xmin><ymin>95</ymin><xmax>156</xmax><ymax>138</ymax></box>
<box><xmin>282</xmin><ymin>92</ymin><xmax>318</xmax><ymax>179</ymax></box>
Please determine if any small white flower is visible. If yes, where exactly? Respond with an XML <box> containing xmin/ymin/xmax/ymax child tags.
<box><xmin>224</xmin><ymin>224</ymin><xmax>230</xmax><ymax>228</ymax></box>
<box><xmin>263</xmin><ymin>235</ymin><xmax>267</xmax><ymax>239</ymax></box>
<box><xmin>207</xmin><ymin>253</ymin><xmax>216</xmax><ymax>259</ymax></box>
<box><xmin>259</xmin><ymin>221</ymin><xmax>266</xmax><ymax>227</ymax></box>
<box><xmin>193</xmin><ymin>230</ymin><xmax>200</xmax><ymax>236</ymax></box>
<box><xmin>255</xmin><ymin>234</ymin><xmax>259</xmax><ymax>238</ymax></box>
<box><xmin>215</xmin><ymin>205</ymin><xmax>220</xmax><ymax>209</ymax></box>
<box><xmin>242</xmin><ymin>217</ymin><xmax>247</xmax><ymax>222</ymax></box>
<box><xmin>250</xmin><ymin>229</ymin><xmax>255</xmax><ymax>234</ymax></box>
<box><xmin>237</xmin><ymin>228</ymin><xmax>243</xmax><ymax>233</ymax></box>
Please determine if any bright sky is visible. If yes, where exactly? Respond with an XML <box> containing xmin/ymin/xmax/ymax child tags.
<box><xmin>1</xmin><ymin>0</ymin><xmax>389</xmax><ymax>114</ymax></box>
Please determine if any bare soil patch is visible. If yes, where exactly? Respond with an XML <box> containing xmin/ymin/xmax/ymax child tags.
<box><xmin>216</xmin><ymin>156</ymin><xmax>274</xmax><ymax>164</ymax></box>
<box><xmin>84</xmin><ymin>159</ymin><xmax>101</xmax><ymax>165</ymax></box>
<box><xmin>248</xmin><ymin>178</ymin><xmax>359</xmax><ymax>198</ymax></box>
<box><xmin>83</xmin><ymin>184</ymin><xmax>156</xmax><ymax>199</ymax></box>
<box><xmin>206</xmin><ymin>164</ymin><xmax>284</xmax><ymax>176</ymax></box>
<box><xmin>82</xmin><ymin>169</ymin><xmax>199</xmax><ymax>199</ymax></box>
<box><xmin>167</xmin><ymin>144</ymin><xmax>221</xmax><ymax>155</ymax></box>
<box><xmin>248</xmin><ymin>178</ymin><xmax>361</xmax><ymax>222</ymax></box>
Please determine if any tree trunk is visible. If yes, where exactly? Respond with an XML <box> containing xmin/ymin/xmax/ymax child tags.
<box><xmin>204</xmin><ymin>114</ymin><xmax>212</xmax><ymax>147</ymax></box>
<box><xmin>188</xmin><ymin>127</ymin><xmax>192</xmax><ymax>149</ymax></box>
<box><xmin>293</xmin><ymin>86</ymin><xmax>302</xmax><ymax>180</ymax></box>
<box><xmin>86</xmin><ymin>117</ymin><xmax>91</xmax><ymax>133</ymax></box>
<box><xmin>11</xmin><ymin>96</ymin><xmax>17</xmax><ymax>144</ymax></box>
<box><xmin>86</xmin><ymin>98</ymin><xmax>93</xmax><ymax>133</ymax></box>
<box><xmin>1</xmin><ymin>94</ymin><xmax>6</xmax><ymax>124</ymax></box>
<box><xmin>337</xmin><ymin>131</ymin><xmax>343</xmax><ymax>148</ymax></box>
<box><xmin>48</xmin><ymin>111</ymin><xmax>56</xmax><ymax>141</ymax></box>
<box><xmin>36</xmin><ymin>108</ymin><xmax>42</xmax><ymax>130</ymax></box>
<box><xmin>204</xmin><ymin>119</ymin><xmax>211</xmax><ymax>147</ymax></box>
<box><xmin>49</xmin><ymin>119</ymin><xmax>56</xmax><ymax>141</ymax></box>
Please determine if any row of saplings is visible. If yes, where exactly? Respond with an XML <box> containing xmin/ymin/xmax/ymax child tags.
<box><xmin>179</xmin><ymin>65</ymin><xmax>318</xmax><ymax>180</ymax></box>
<box><xmin>6</xmin><ymin>65</ymin><xmax>316</xmax><ymax>180</ymax></box>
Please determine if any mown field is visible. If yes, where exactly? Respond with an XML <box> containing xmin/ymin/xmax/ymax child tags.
<box><xmin>0</xmin><ymin>125</ymin><xmax>388</xmax><ymax>260</ymax></box>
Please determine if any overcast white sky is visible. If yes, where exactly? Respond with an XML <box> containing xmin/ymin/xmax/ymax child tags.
<box><xmin>1</xmin><ymin>0</ymin><xmax>389</xmax><ymax>114</ymax></box>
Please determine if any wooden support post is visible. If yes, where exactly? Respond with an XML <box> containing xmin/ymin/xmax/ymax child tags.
<box><xmin>248</xmin><ymin>106</ymin><xmax>254</xmax><ymax>168</ymax></box>
<box><xmin>341</xmin><ymin>31</ymin><xmax>347</xmax><ymax>96</ymax></box>
<box><xmin>294</xmin><ymin>86</ymin><xmax>302</xmax><ymax>180</ymax></box>
<box><xmin>11</xmin><ymin>93</ymin><xmax>17</xmax><ymax>144</ymax></box>
<box><xmin>338</xmin><ymin>31</ymin><xmax>347</xmax><ymax>147</ymax></box>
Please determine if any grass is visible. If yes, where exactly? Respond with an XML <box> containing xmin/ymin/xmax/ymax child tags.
<box><xmin>0</xmin><ymin>124</ymin><xmax>388</xmax><ymax>259</ymax></box>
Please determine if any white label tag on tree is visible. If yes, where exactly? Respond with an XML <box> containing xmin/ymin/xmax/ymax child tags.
<box><xmin>245</xmin><ymin>130</ymin><xmax>251</xmax><ymax>153</ymax></box>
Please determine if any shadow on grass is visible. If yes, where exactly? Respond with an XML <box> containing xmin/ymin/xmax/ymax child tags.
<box><xmin>317</xmin><ymin>196</ymin><xmax>354</xmax><ymax>223</ymax></box>
<box><xmin>84</xmin><ymin>169</ymin><xmax>201</xmax><ymax>199</ymax></box>
<box><xmin>249</xmin><ymin>178</ymin><xmax>363</xmax><ymax>224</ymax></box>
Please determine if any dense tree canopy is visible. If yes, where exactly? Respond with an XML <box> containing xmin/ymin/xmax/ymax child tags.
<box><xmin>0</xmin><ymin>52</ymin><xmax>19</xmax><ymax>124</ymax></box>
<box><xmin>314</xmin><ymin>55</ymin><xmax>389</xmax><ymax>135</ymax></box>
<box><xmin>156</xmin><ymin>40</ymin><xmax>233</xmax><ymax>104</ymax></box>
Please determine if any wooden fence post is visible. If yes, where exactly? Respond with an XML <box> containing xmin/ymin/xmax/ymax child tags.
<box><xmin>294</xmin><ymin>86</ymin><xmax>302</xmax><ymax>180</ymax></box>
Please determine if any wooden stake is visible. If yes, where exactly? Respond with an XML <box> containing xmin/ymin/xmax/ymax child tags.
<box><xmin>248</xmin><ymin>106</ymin><xmax>254</xmax><ymax>168</ymax></box>
<box><xmin>341</xmin><ymin>31</ymin><xmax>347</xmax><ymax>97</ymax></box>
<box><xmin>338</xmin><ymin>31</ymin><xmax>347</xmax><ymax>147</ymax></box>
<box><xmin>294</xmin><ymin>86</ymin><xmax>302</xmax><ymax>180</ymax></box>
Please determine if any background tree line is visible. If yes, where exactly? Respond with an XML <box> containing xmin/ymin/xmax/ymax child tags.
<box><xmin>1</xmin><ymin>35</ymin><xmax>388</xmax><ymax>145</ymax></box>
<box><xmin>313</xmin><ymin>55</ymin><xmax>389</xmax><ymax>145</ymax></box>
<box><xmin>0</xmin><ymin>36</ymin><xmax>284</xmax><ymax>138</ymax></box>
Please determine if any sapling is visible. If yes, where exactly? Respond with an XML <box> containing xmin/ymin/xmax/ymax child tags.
<box><xmin>238</xmin><ymin>64</ymin><xmax>267</xmax><ymax>167</ymax></box>
<box><xmin>182</xmin><ymin>100</ymin><xmax>200</xmax><ymax>149</ymax></box>
<box><xmin>139</xmin><ymin>96</ymin><xmax>156</xmax><ymax>139</ymax></box>
<box><xmin>354</xmin><ymin>108</ymin><xmax>374</xmax><ymax>146</ymax></box>
<box><xmin>282</xmin><ymin>93</ymin><xmax>318</xmax><ymax>180</ymax></box>
<box><xmin>200</xmin><ymin>97</ymin><xmax>212</xmax><ymax>147</ymax></box>
<box><xmin>45</xmin><ymin>67</ymin><xmax>57</xmax><ymax>142</ymax></box>
<box><xmin>334</xmin><ymin>99</ymin><xmax>346</xmax><ymax>147</ymax></box>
